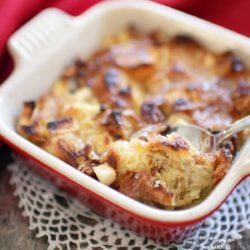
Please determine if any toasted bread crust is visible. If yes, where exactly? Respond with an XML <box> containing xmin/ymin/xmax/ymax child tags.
<box><xmin>18</xmin><ymin>26</ymin><xmax>249</xmax><ymax>208</ymax></box>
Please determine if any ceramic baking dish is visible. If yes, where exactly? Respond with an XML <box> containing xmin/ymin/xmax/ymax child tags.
<box><xmin>0</xmin><ymin>0</ymin><xmax>250</xmax><ymax>242</ymax></box>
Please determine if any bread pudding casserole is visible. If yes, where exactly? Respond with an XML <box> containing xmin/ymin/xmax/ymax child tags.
<box><xmin>17</xmin><ymin>26</ymin><xmax>250</xmax><ymax>209</ymax></box>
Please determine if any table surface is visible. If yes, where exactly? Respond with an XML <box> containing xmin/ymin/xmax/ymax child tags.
<box><xmin>0</xmin><ymin>145</ymin><xmax>249</xmax><ymax>250</ymax></box>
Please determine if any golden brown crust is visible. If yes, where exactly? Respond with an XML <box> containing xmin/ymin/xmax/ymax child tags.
<box><xmin>116</xmin><ymin>171</ymin><xmax>173</xmax><ymax>207</ymax></box>
<box><xmin>141</xmin><ymin>97</ymin><xmax>167</xmax><ymax>124</ymax></box>
<box><xmin>18</xmin><ymin>26</ymin><xmax>249</xmax><ymax>209</ymax></box>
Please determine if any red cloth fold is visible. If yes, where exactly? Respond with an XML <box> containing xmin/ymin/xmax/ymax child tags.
<box><xmin>0</xmin><ymin>0</ymin><xmax>249</xmax><ymax>83</ymax></box>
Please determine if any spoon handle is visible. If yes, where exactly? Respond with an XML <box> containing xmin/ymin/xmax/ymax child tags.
<box><xmin>217</xmin><ymin>115</ymin><xmax>250</xmax><ymax>146</ymax></box>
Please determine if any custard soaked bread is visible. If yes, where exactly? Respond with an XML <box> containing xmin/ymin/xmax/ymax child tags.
<box><xmin>18</xmin><ymin>26</ymin><xmax>250</xmax><ymax>208</ymax></box>
<box><xmin>107</xmin><ymin>133</ymin><xmax>231</xmax><ymax>208</ymax></box>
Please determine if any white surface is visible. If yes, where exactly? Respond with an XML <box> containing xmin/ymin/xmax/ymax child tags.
<box><xmin>0</xmin><ymin>0</ymin><xmax>250</xmax><ymax>223</ymax></box>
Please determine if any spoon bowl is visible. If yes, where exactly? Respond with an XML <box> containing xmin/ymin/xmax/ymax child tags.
<box><xmin>172</xmin><ymin>116</ymin><xmax>250</xmax><ymax>153</ymax></box>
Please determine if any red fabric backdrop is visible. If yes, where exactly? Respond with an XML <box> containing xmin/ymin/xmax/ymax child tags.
<box><xmin>0</xmin><ymin>0</ymin><xmax>249</xmax><ymax>83</ymax></box>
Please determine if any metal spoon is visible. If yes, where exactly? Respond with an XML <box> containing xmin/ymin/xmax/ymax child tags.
<box><xmin>172</xmin><ymin>116</ymin><xmax>250</xmax><ymax>153</ymax></box>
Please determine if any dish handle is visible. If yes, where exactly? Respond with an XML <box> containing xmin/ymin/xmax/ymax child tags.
<box><xmin>7</xmin><ymin>8</ymin><xmax>73</xmax><ymax>71</ymax></box>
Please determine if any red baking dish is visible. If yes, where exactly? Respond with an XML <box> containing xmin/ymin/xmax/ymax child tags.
<box><xmin>0</xmin><ymin>0</ymin><xmax>250</xmax><ymax>242</ymax></box>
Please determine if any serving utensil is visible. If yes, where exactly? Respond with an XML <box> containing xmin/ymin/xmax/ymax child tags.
<box><xmin>173</xmin><ymin>116</ymin><xmax>250</xmax><ymax>153</ymax></box>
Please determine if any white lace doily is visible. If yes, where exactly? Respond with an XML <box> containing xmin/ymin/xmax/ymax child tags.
<box><xmin>8</xmin><ymin>158</ymin><xmax>250</xmax><ymax>250</ymax></box>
